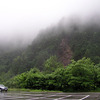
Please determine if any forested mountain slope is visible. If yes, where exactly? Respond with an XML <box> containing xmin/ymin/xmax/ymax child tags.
<box><xmin>0</xmin><ymin>18</ymin><xmax>100</xmax><ymax>82</ymax></box>
<box><xmin>10</xmin><ymin>21</ymin><xmax>100</xmax><ymax>75</ymax></box>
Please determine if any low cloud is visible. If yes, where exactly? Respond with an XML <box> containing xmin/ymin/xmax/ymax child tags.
<box><xmin>0</xmin><ymin>0</ymin><xmax>100</xmax><ymax>49</ymax></box>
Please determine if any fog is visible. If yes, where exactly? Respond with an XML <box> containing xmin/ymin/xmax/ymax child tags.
<box><xmin>0</xmin><ymin>0</ymin><xmax>100</xmax><ymax>48</ymax></box>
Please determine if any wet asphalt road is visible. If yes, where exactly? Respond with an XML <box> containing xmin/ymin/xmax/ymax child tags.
<box><xmin>0</xmin><ymin>91</ymin><xmax>100</xmax><ymax>100</ymax></box>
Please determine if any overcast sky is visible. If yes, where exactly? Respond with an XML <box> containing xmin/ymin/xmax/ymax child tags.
<box><xmin>0</xmin><ymin>0</ymin><xmax>100</xmax><ymax>46</ymax></box>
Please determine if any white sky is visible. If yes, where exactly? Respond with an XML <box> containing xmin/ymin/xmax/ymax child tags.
<box><xmin>0</xmin><ymin>0</ymin><xmax>100</xmax><ymax>46</ymax></box>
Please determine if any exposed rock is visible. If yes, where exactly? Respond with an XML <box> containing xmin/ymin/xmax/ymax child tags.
<box><xmin>58</xmin><ymin>38</ymin><xmax>72</xmax><ymax>66</ymax></box>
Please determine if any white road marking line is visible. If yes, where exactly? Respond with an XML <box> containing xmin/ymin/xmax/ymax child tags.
<box><xmin>79</xmin><ymin>95</ymin><xmax>90</xmax><ymax>100</ymax></box>
<box><xmin>31</xmin><ymin>94</ymin><xmax>90</xmax><ymax>100</ymax></box>
<box><xmin>32</xmin><ymin>94</ymin><xmax>58</xmax><ymax>99</ymax></box>
<box><xmin>54</xmin><ymin>95</ymin><xmax>72</xmax><ymax>100</ymax></box>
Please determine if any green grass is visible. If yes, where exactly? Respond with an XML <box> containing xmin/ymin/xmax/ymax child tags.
<box><xmin>8</xmin><ymin>88</ymin><xmax>62</xmax><ymax>92</ymax></box>
<box><xmin>9</xmin><ymin>88</ymin><xmax>100</xmax><ymax>92</ymax></box>
<box><xmin>90</xmin><ymin>88</ymin><xmax>100</xmax><ymax>92</ymax></box>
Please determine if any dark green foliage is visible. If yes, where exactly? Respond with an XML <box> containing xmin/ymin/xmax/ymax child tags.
<box><xmin>10</xmin><ymin>33</ymin><xmax>63</xmax><ymax>75</ymax></box>
<box><xmin>69</xmin><ymin>31</ymin><xmax>100</xmax><ymax>63</ymax></box>
<box><xmin>44</xmin><ymin>56</ymin><xmax>63</xmax><ymax>73</ymax></box>
<box><xmin>5</xmin><ymin>58</ymin><xmax>100</xmax><ymax>92</ymax></box>
<box><xmin>0</xmin><ymin>49</ymin><xmax>23</xmax><ymax>82</ymax></box>
<box><xmin>65</xmin><ymin>58</ymin><xmax>96</xmax><ymax>91</ymax></box>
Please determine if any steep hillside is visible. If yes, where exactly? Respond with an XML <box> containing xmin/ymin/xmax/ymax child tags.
<box><xmin>0</xmin><ymin>48</ymin><xmax>24</xmax><ymax>82</ymax></box>
<box><xmin>10</xmin><ymin>24</ymin><xmax>100</xmax><ymax>76</ymax></box>
<box><xmin>0</xmin><ymin>18</ymin><xmax>100</xmax><ymax>82</ymax></box>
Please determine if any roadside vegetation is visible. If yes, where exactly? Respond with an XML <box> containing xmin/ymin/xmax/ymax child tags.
<box><xmin>5</xmin><ymin>57</ymin><xmax>100</xmax><ymax>92</ymax></box>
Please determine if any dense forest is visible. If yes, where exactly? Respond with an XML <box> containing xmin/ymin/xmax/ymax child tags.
<box><xmin>0</xmin><ymin>17</ymin><xmax>100</xmax><ymax>91</ymax></box>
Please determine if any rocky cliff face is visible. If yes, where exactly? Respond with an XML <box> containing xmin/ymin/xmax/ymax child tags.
<box><xmin>58</xmin><ymin>38</ymin><xmax>72</xmax><ymax>66</ymax></box>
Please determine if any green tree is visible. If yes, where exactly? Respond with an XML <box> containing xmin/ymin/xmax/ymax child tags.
<box><xmin>44</xmin><ymin>56</ymin><xmax>63</xmax><ymax>73</ymax></box>
<box><xmin>66</xmin><ymin>57</ymin><xmax>96</xmax><ymax>91</ymax></box>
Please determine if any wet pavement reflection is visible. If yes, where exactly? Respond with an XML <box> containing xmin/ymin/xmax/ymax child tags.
<box><xmin>0</xmin><ymin>91</ymin><xmax>56</xmax><ymax>100</ymax></box>
<box><xmin>0</xmin><ymin>91</ymin><xmax>100</xmax><ymax>100</ymax></box>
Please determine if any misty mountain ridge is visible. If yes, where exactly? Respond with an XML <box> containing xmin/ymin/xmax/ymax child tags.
<box><xmin>0</xmin><ymin>14</ymin><xmax>100</xmax><ymax>52</ymax></box>
<box><xmin>0</xmin><ymin>16</ymin><xmax>100</xmax><ymax>82</ymax></box>
<box><xmin>0</xmin><ymin>37</ymin><xmax>31</xmax><ymax>54</ymax></box>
